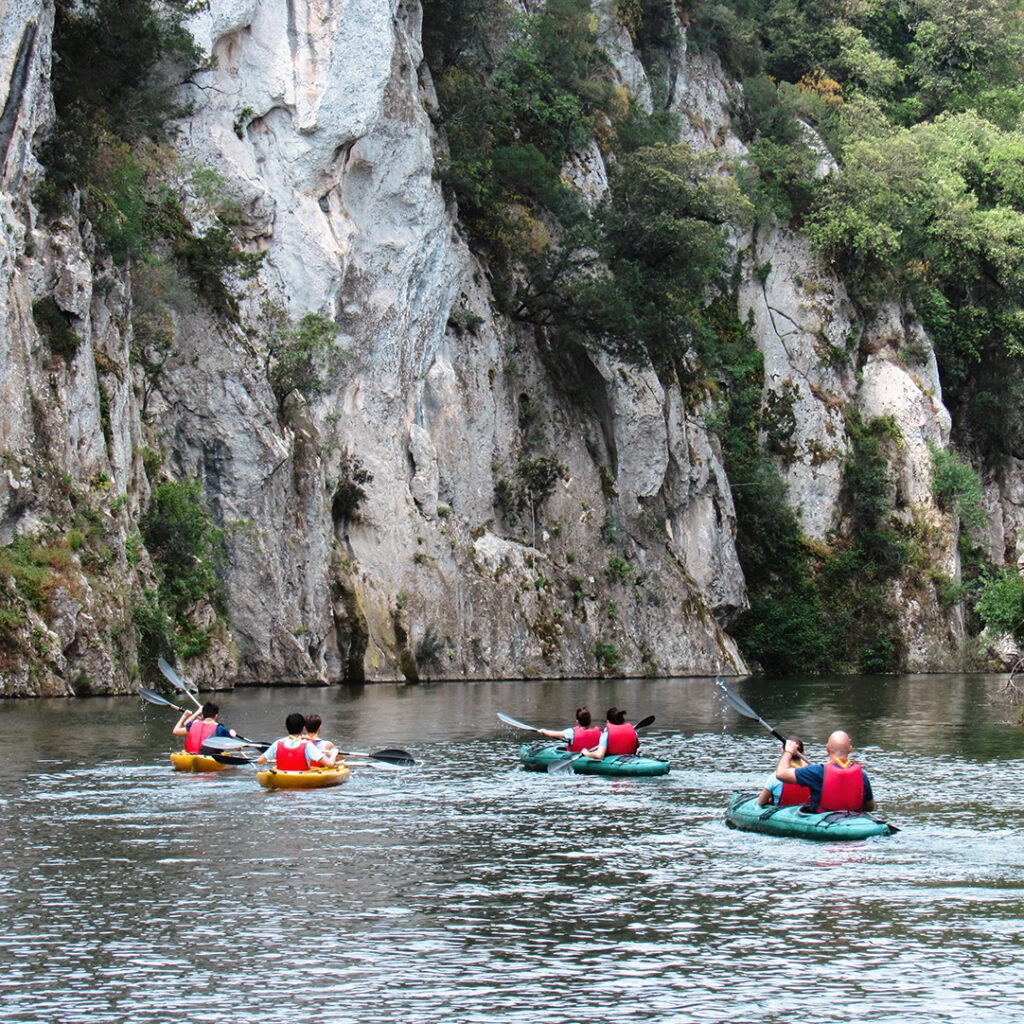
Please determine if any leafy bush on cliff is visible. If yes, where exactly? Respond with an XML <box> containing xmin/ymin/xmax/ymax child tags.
<box><xmin>139</xmin><ymin>478</ymin><xmax>225</xmax><ymax>663</ymax></box>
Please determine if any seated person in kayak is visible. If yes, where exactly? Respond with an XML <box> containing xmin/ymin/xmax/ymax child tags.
<box><xmin>537</xmin><ymin>706</ymin><xmax>601</xmax><ymax>752</ymax></box>
<box><xmin>775</xmin><ymin>731</ymin><xmax>876</xmax><ymax>812</ymax></box>
<box><xmin>257</xmin><ymin>712</ymin><xmax>337</xmax><ymax>769</ymax></box>
<box><xmin>757</xmin><ymin>737</ymin><xmax>810</xmax><ymax>806</ymax></box>
<box><xmin>581</xmin><ymin>707</ymin><xmax>639</xmax><ymax>760</ymax></box>
<box><xmin>303</xmin><ymin>714</ymin><xmax>340</xmax><ymax>762</ymax></box>
<box><xmin>172</xmin><ymin>702</ymin><xmax>238</xmax><ymax>754</ymax></box>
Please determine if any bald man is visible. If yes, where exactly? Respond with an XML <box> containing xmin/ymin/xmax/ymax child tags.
<box><xmin>775</xmin><ymin>731</ymin><xmax>876</xmax><ymax>813</ymax></box>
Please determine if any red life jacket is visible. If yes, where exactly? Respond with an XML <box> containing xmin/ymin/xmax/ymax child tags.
<box><xmin>275</xmin><ymin>739</ymin><xmax>313</xmax><ymax>771</ymax></box>
<box><xmin>778</xmin><ymin>781</ymin><xmax>812</xmax><ymax>806</ymax></box>
<box><xmin>605</xmin><ymin>722</ymin><xmax>639</xmax><ymax>755</ymax></box>
<box><xmin>567</xmin><ymin>726</ymin><xmax>602</xmax><ymax>752</ymax></box>
<box><xmin>185</xmin><ymin>719</ymin><xmax>219</xmax><ymax>754</ymax></box>
<box><xmin>819</xmin><ymin>761</ymin><xmax>866</xmax><ymax>811</ymax></box>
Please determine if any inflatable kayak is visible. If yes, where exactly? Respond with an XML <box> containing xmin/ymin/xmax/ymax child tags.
<box><xmin>256</xmin><ymin>764</ymin><xmax>350</xmax><ymax>790</ymax></box>
<box><xmin>726</xmin><ymin>792</ymin><xmax>897</xmax><ymax>841</ymax></box>
<box><xmin>519</xmin><ymin>741</ymin><xmax>670</xmax><ymax>777</ymax></box>
<box><xmin>170</xmin><ymin>750</ymin><xmax>229</xmax><ymax>773</ymax></box>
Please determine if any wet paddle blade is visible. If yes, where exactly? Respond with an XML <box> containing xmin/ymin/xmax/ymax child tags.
<box><xmin>716</xmin><ymin>677</ymin><xmax>787</xmax><ymax>745</ymax></box>
<box><xmin>497</xmin><ymin>712</ymin><xmax>540</xmax><ymax>732</ymax></box>
<box><xmin>139</xmin><ymin>687</ymin><xmax>184</xmax><ymax>712</ymax></box>
<box><xmin>200</xmin><ymin>736</ymin><xmax>270</xmax><ymax>753</ymax></box>
<box><xmin>547</xmin><ymin>752</ymin><xmax>582</xmax><ymax>774</ymax></box>
<box><xmin>158</xmin><ymin>657</ymin><xmax>202</xmax><ymax>708</ymax></box>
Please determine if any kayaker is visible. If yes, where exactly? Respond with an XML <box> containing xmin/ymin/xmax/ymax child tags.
<box><xmin>757</xmin><ymin>737</ymin><xmax>810</xmax><ymax>806</ymax></box>
<box><xmin>581</xmin><ymin>706</ymin><xmax>639</xmax><ymax>760</ymax></box>
<box><xmin>303</xmin><ymin>714</ymin><xmax>340</xmax><ymax>762</ymax></box>
<box><xmin>257</xmin><ymin>712</ymin><xmax>337</xmax><ymax>769</ymax></box>
<box><xmin>537</xmin><ymin>706</ymin><xmax>602</xmax><ymax>752</ymax></box>
<box><xmin>172</xmin><ymin>702</ymin><xmax>238</xmax><ymax>754</ymax></box>
<box><xmin>775</xmin><ymin>731</ymin><xmax>876</xmax><ymax>812</ymax></box>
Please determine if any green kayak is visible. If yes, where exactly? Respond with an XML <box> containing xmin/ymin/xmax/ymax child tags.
<box><xmin>726</xmin><ymin>792</ymin><xmax>897</xmax><ymax>841</ymax></box>
<box><xmin>518</xmin><ymin>741</ymin><xmax>670</xmax><ymax>777</ymax></box>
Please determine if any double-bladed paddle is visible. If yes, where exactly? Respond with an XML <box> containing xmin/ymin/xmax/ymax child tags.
<box><xmin>200</xmin><ymin>735</ymin><xmax>416</xmax><ymax>768</ymax></box>
<box><xmin>158</xmin><ymin>657</ymin><xmax>202</xmax><ymax>709</ymax></box>
<box><xmin>547</xmin><ymin>714</ymin><xmax>656</xmax><ymax>774</ymax></box>
<box><xmin>715</xmin><ymin>676</ymin><xmax>787</xmax><ymax>745</ymax></box>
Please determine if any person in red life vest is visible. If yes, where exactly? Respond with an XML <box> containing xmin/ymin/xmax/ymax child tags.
<box><xmin>172</xmin><ymin>701</ymin><xmax>238</xmax><ymax>754</ymax></box>
<box><xmin>757</xmin><ymin>736</ymin><xmax>811</xmax><ymax>806</ymax></box>
<box><xmin>581</xmin><ymin>706</ymin><xmax>640</xmax><ymax>761</ymax></box>
<box><xmin>775</xmin><ymin>731</ymin><xmax>876</xmax><ymax>812</ymax></box>
<box><xmin>257</xmin><ymin>712</ymin><xmax>337</xmax><ymax>770</ymax></box>
<box><xmin>537</xmin><ymin>706</ymin><xmax>602</xmax><ymax>752</ymax></box>
<box><xmin>302</xmin><ymin>713</ymin><xmax>340</xmax><ymax>765</ymax></box>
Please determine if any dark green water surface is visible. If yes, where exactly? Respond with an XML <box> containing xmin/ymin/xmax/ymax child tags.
<box><xmin>1</xmin><ymin>674</ymin><xmax>1022</xmax><ymax>1023</ymax></box>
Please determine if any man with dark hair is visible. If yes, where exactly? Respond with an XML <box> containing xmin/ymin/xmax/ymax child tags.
<box><xmin>172</xmin><ymin>701</ymin><xmax>238</xmax><ymax>754</ymax></box>
<box><xmin>257</xmin><ymin>713</ymin><xmax>336</xmax><ymax>769</ymax></box>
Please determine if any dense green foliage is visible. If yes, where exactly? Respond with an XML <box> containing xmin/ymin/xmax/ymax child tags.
<box><xmin>139</xmin><ymin>478</ymin><xmax>225</xmax><ymax>665</ymax></box>
<box><xmin>253</xmin><ymin>302</ymin><xmax>349</xmax><ymax>417</ymax></box>
<box><xmin>709</xmin><ymin>303</ymin><xmax>907</xmax><ymax>673</ymax></box>
<box><xmin>39</xmin><ymin>0</ymin><xmax>258</xmax><ymax>318</ymax></box>
<box><xmin>690</xmin><ymin>0</ymin><xmax>1024</xmax><ymax>462</ymax></box>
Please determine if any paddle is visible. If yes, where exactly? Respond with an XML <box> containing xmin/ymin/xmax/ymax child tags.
<box><xmin>158</xmin><ymin>657</ymin><xmax>202</xmax><ymax>709</ymax></box>
<box><xmin>497</xmin><ymin>712</ymin><xmax>545</xmax><ymax>732</ymax></box>
<box><xmin>547</xmin><ymin>714</ymin><xmax>656</xmax><ymax>774</ymax></box>
<box><xmin>200</xmin><ymin>736</ymin><xmax>416</xmax><ymax>768</ymax></box>
<box><xmin>140</xmin><ymin>686</ymin><xmax>186</xmax><ymax>712</ymax></box>
<box><xmin>716</xmin><ymin>676</ymin><xmax>787</xmax><ymax>745</ymax></box>
<box><xmin>200</xmin><ymin>735</ymin><xmax>270</xmax><ymax>753</ymax></box>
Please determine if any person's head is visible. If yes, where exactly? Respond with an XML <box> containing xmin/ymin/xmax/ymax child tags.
<box><xmin>787</xmin><ymin>736</ymin><xmax>807</xmax><ymax>765</ymax></box>
<box><xmin>201</xmin><ymin>701</ymin><xmax>219</xmax><ymax>719</ymax></box>
<box><xmin>305</xmin><ymin>713</ymin><xmax>322</xmax><ymax>736</ymax></box>
<box><xmin>575</xmin><ymin>706</ymin><xmax>592</xmax><ymax>728</ymax></box>
<box><xmin>606</xmin><ymin>706</ymin><xmax>626</xmax><ymax>726</ymax></box>
<box><xmin>826</xmin><ymin>730</ymin><xmax>853</xmax><ymax>760</ymax></box>
<box><xmin>285</xmin><ymin>712</ymin><xmax>306</xmax><ymax>735</ymax></box>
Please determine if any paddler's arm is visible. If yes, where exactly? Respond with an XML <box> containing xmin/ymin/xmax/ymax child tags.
<box><xmin>774</xmin><ymin>740</ymin><xmax>802</xmax><ymax>784</ymax></box>
<box><xmin>172</xmin><ymin>708</ymin><xmax>200</xmax><ymax>736</ymax></box>
<box><xmin>581</xmin><ymin>738</ymin><xmax>607</xmax><ymax>760</ymax></box>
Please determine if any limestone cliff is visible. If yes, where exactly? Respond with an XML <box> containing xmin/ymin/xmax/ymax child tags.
<box><xmin>0</xmin><ymin>0</ymin><xmax>1007</xmax><ymax>695</ymax></box>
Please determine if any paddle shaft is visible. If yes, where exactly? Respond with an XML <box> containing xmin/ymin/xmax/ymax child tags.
<box><xmin>158</xmin><ymin>657</ymin><xmax>203</xmax><ymax>709</ymax></box>
<box><xmin>716</xmin><ymin>677</ymin><xmax>787</xmax><ymax>746</ymax></box>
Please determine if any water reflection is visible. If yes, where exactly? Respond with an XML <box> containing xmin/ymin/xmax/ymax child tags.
<box><xmin>0</xmin><ymin>675</ymin><xmax>1022</xmax><ymax>1023</ymax></box>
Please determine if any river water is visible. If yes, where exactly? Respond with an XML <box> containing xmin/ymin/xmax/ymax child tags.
<box><xmin>1</xmin><ymin>674</ymin><xmax>1022</xmax><ymax>1024</ymax></box>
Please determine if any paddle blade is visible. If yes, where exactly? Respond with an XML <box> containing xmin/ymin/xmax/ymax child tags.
<box><xmin>369</xmin><ymin>748</ymin><xmax>415</xmax><ymax>767</ymax></box>
<box><xmin>210</xmin><ymin>751</ymin><xmax>257</xmax><ymax>765</ymax></box>
<box><xmin>635</xmin><ymin>714</ymin><xmax>655</xmax><ymax>730</ymax></box>
<box><xmin>716</xmin><ymin>677</ymin><xmax>787</xmax><ymax>745</ymax></box>
<box><xmin>200</xmin><ymin>736</ymin><xmax>270</xmax><ymax>753</ymax></box>
<box><xmin>158</xmin><ymin>657</ymin><xmax>202</xmax><ymax>707</ymax></box>
<box><xmin>497</xmin><ymin>712</ymin><xmax>540</xmax><ymax>732</ymax></box>
<box><xmin>139</xmin><ymin>687</ymin><xmax>184</xmax><ymax>712</ymax></box>
<box><xmin>716</xmin><ymin>677</ymin><xmax>759</xmax><ymax>720</ymax></box>
<box><xmin>547</xmin><ymin>753</ymin><xmax>582</xmax><ymax>774</ymax></box>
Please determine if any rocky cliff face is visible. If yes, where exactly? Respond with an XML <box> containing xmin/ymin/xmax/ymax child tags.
<box><xmin>0</xmin><ymin>0</ymin><xmax>1002</xmax><ymax>695</ymax></box>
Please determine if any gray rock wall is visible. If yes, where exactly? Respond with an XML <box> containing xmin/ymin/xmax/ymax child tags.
<box><xmin>1</xmin><ymin>0</ymin><xmax>1016</xmax><ymax>693</ymax></box>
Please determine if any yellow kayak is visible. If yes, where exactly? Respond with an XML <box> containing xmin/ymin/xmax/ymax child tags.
<box><xmin>170</xmin><ymin>750</ymin><xmax>229</xmax><ymax>773</ymax></box>
<box><xmin>256</xmin><ymin>763</ymin><xmax>350</xmax><ymax>790</ymax></box>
